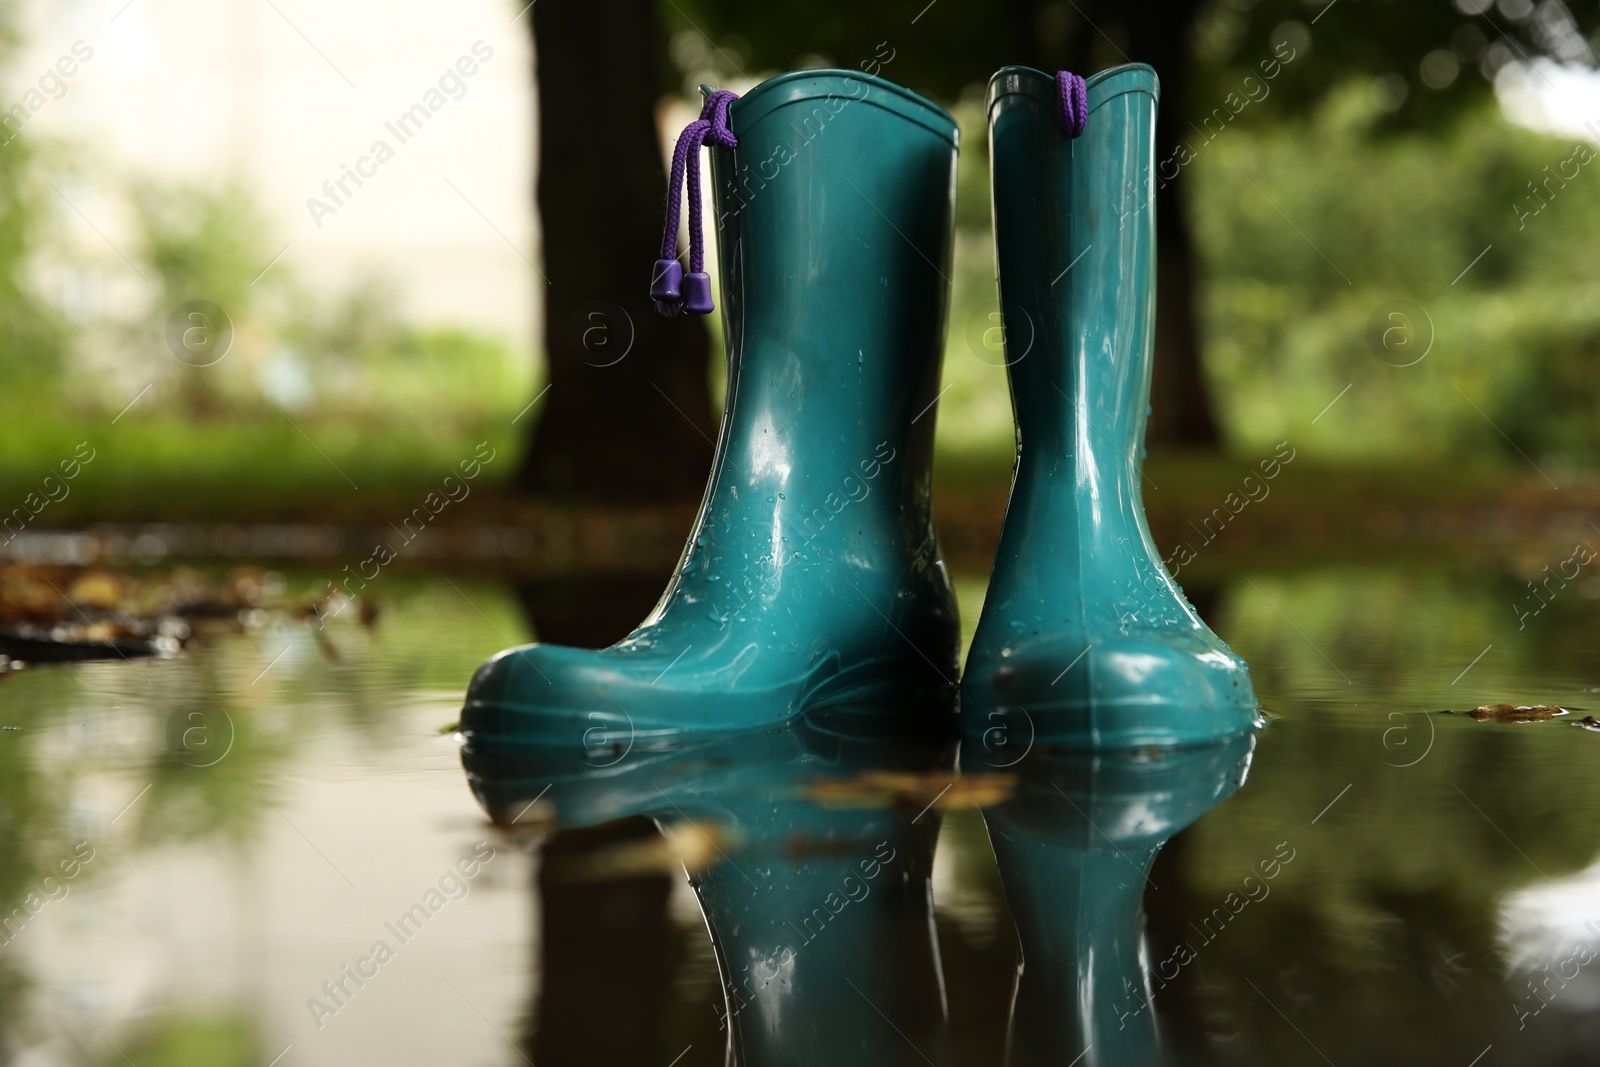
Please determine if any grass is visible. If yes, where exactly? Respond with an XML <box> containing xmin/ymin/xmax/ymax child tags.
<box><xmin>0</xmin><ymin>406</ymin><xmax>526</xmax><ymax>526</ymax></box>
<box><xmin>0</xmin><ymin>397</ymin><xmax>1582</xmax><ymax>590</ymax></box>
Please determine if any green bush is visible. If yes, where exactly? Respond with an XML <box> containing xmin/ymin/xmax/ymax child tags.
<box><xmin>1196</xmin><ymin>84</ymin><xmax>1600</xmax><ymax>467</ymax></box>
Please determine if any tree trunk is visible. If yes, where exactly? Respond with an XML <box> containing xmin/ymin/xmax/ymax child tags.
<box><xmin>519</xmin><ymin>0</ymin><xmax>716</xmax><ymax>501</ymax></box>
<box><xmin>1129</xmin><ymin>0</ymin><xmax>1221</xmax><ymax>448</ymax></box>
<box><xmin>530</xmin><ymin>817</ymin><xmax>676</xmax><ymax>1063</ymax></box>
<box><xmin>1150</xmin><ymin>194</ymin><xmax>1220</xmax><ymax>446</ymax></box>
<box><xmin>1095</xmin><ymin>0</ymin><xmax>1222</xmax><ymax>450</ymax></box>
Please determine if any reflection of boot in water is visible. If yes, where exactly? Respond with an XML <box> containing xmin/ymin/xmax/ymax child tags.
<box><xmin>465</xmin><ymin>700</ymin><xmax>957</xmax><ymax>1065</ymax></box>
<box><xmin>531</xmin><ymin>816</ymin><xmax>676</xmax><ymax>1065</ymax></box>
<box><xmin>964</xmin><ymin>733</ymin><xmax>1254</xmax><ymax>1067</ymax></box>
<box><xmin>961</xmin><ymin>64</ymin><xmax>1260</xmax><ymax>750</ymax></box>
<box><xmin>694</xmin><ymin>784</ymin><xmax>949</xmax><ymax>1065</ymax></box>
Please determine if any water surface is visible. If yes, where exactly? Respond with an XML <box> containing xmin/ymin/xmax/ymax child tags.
<box><xmin>3</xmin><ymin>562</ymin><xmax>1598</xmax><ymax>1065</ymax></box>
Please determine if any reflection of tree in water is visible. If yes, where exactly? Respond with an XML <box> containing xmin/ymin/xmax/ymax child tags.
<box><xmin>526</xmin><ymin>816</ymin><xmax>733</xmax><ymax>1066</ymax></box>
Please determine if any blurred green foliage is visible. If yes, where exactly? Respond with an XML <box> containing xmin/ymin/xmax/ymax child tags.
<box><xmin>0</xmin><ymin>104</ymin><xmax>65</xmax><ymax>390</ymax></box>
<box><xmin>111</xmin><ymin>1013</ymin><xmax>261</xmax><ymax>1067</ymax></box>
<box><xmin>0</xmin><ymin>175</ymin><xmax>531</xmax><ymax>517</ymax></box>
<box><xmin>278</xmin><ymin>279</ymin><xmax>531</xmax><ymax>423</ymax></box>
<box><xmin>132</xmin><ymin>181</ymin><xmax>271</xmax><ymax>331</ymax></box>
<box><xmin>111</xmin><ymin>179</ymin><xmax>531</xmax><ymax>426</ymax></box>
<box><xmin>668</xmin><ymin>1</ymin><xmax>1590</xmax><ymax>138</ymax></box>
<box><xmin>1197</xmin><ymin>87</ymin><xmax>1600</xmax><ymax>466</ymax></box>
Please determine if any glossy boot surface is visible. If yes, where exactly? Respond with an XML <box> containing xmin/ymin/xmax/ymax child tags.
<box><xmin>464</xmin><ymin>71</ymin><xmax>961</xmax><ymax>753</ymax></box>
<box><xmin>961</xmin><ymin>65</ymin><xmax>1260</xmax><ymax>749</ymax></box>
<box><xmin>963</xmin><ymin>732</ymin><xmax>1255</xmax><ymax>1067</ymax></box>
<box><xmin>466</xmin><ymin>699</ymin><xmax>958</xmax><ymax>1066</ymax></box>
<box><xmin>692</xmin><ymin>737</ymin><xmax>952</xmax><ymax>1066</ymax></box>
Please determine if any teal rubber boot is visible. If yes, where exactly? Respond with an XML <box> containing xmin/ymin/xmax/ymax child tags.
<box><xmin>463</xmin><ymin>71</ymin><xmax>961</xmax><ymax>753</ymax></box>
<box><xmin>464</xmin><ymin>701</ymin><xmax>957</xmax><ymax>1066</ymax></box>
<box><xmin>961</xmin><ymin>65</ymin><xmax>1261</xmax><ymax>749</ymax></box>
<box><xmin>963</xmin><ymin>732</ymin><xmax>1255</xmax><ymax>1066</ymax></box>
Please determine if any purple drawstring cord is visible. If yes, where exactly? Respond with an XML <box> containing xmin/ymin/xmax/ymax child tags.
<box><xmin>652</xmin><ymin>89</ymin><xmax>739</xmax><ymax>316</ymax></box>
<box><xmin>1056</xmin><ymin>71</ymin><xmax>1087</xmax><ymax>137</ymax></box>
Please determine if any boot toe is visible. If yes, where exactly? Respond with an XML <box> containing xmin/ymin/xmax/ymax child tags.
<box><xmin>464</xmin><ymin>643</ymin><xmax>768</xmax><ymax>751</ymax></box>
<box><xmin>962</xmin><ymin>631</ymin><xmax>1261</xmax><ymax>750</ymax></box>
<box><xmin>461</xmin><ymin>642</ymin><xmax>617</xmax><ymax>749</ymax></box>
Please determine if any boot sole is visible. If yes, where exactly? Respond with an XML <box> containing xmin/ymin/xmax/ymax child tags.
<box><xmin>961</xmin><ymin>697</ymin><xmax>1263</xmax><ymax>760</ymax></box>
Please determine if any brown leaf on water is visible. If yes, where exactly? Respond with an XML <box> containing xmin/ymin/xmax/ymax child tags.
<box><xmin>65</xmin><ymin>571</ymin><xmax>124</xmax><ymax>610</ymax></box>
<box><xmin>1442</xmin><ymin>703</ymin><xmax>1570</xmax><ymax>724</ymax></box>
<box><xmin>801</xmin><ymin>771</ymin><xmax>1016</xmax><ymax>812</ymax></box>
<box><xmin>0</xmin><ymin>562</ymin><xmax>373</xmax><ymax>661</ymax></box>
<box><xmin>1573</xmin><ymin>715</ymin><xmax>1600</xmax><ymax>732</ymax></box>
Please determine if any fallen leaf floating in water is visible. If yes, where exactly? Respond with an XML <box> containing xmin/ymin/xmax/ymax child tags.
<box><xmin>1573</xmin><ymin>715</ymin><xmax>1600</xmax><ymax>732</ymax></box>
<box><xmin>1441</xmin><ymin>704</ymin><xmax>1571</xmax><ymax>724</ymax></box>
<box><xmin>802</xmin><ymin>771</ymin><xmax>1016</xmax><ymax>811</ymax></box>
<box><xmin>0</xmin><ymin>562</ymin><xmax>373</xmax><ymax>662</ymax></box>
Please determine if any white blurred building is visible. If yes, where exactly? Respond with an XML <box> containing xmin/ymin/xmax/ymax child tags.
<box><xmin>6</xmin><ymin>0</ymin><xmax>537</xmax><ymax>344</ymax></box>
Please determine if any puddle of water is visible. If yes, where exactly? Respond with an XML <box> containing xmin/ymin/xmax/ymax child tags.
<box><xmin>2</xmin><ymin>564</ymin><xmax>1598</xmax><ymax>1065</ymax></box>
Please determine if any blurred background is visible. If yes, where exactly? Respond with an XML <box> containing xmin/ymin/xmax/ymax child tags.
<box><xmin>3</xmin><ymin>0</ymin><xmax>1599</xmax><ymax>538</ymax></box>
<box><xmin>4</xmin><ymin>0</ymin><xmax>1600</xmax><ymax>1064</ymax></box>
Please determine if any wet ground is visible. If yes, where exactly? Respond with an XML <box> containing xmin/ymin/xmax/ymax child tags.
<box><xmin>3</xmin><ymin>558</ymin><xmax>1599</xmax><ymax>1065</ymax></box>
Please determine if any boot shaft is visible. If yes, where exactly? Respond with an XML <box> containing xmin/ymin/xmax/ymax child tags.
<box><xmin>989</xmin><ymin>64</ymin><xmax>1158</xmax><ymax>463</ymax></box>
<box><xmin>984</xmin><ymin>65</ymin><xmax>1179</xmax><ymax>635</ymax></box>
<box><xmin>706</xmin><ymin>73</ymin><xmax>958</xmax><ymax>548</ymax></box>
<box><xmin>961</xmin><ymin>64</ymin><xmax>1260</xmax><ymax>741</ymax></box>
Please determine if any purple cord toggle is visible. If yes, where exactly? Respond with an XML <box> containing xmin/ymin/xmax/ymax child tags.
<box><xmin>653</xmin><ymin>89</ymin><xmax>739</xmax><ymax>316</ymax></box>
<box><xmin>1056</xmin><ymin>71</ymin><xmax>1087</xmax><ymax>138</ymax></box>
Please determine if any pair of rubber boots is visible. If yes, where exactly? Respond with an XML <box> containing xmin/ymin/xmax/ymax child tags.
<box><xmin>462</xmin><ymin>64</ymin><xmax>1261</xmax><ymax>756</ymax></box>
